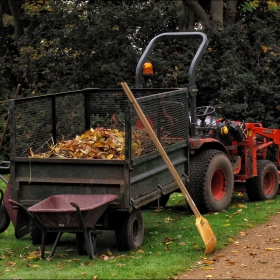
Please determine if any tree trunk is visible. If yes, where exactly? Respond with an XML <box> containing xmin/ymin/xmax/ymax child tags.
<box><xmin>183</xmin><ymin>0</ymin><xmax>210</xmax><ymax>24</ymax></box>
<box><xmin>187</xmin><ymin>9</ymin><xmax>195</xmax><ymax>30</ymax></box>
<box><xmin>225</xmin><ymin>0</ymin><xmax>238</xmax><ymax>24</ymax></box>
<box><xmin>210</xmin><ymin>0</ymin><xmax>223</xmax><ymax>26</ymax></box>
<box><xmin>178</xmin><ymin>2</ymin><xmax>195</xmax><ymax>31</ymax></box>
<box><xmin>7</xmin><ymin>0</ymin><xmax>24</xmax><ymax>45</ymax></box>
<box><xmin>0</xmin><ymin>3</ymin><xmax>7</xmax><ymax>56</ymax></box>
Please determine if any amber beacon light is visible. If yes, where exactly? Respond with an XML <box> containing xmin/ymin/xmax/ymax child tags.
<box><xmin>142</xmin><ymin>62</ymin><xmax>153</xmax><ymax>76</ymax></box>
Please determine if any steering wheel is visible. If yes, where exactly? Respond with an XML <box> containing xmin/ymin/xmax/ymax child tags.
<box><xmin>196</xmin><ymin>106</ymin><xmax>216</xmax><ymax>117</ymax></box>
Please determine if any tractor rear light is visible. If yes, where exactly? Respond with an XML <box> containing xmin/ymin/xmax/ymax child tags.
<box><xmin>142</xmin><ymin>62</ymin><xmax>153</xmax><ymax>76</ymax></box>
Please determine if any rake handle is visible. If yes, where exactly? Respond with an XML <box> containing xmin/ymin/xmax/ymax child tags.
<box><xmin>121</xmin><ymin>82</ymin><xmax>201</xmax><ymax>218</ymax></box>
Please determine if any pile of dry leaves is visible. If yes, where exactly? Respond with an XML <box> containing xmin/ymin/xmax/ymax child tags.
<box><xmin>30</xmin><ymin>127</ymin><xmax>146</xmax><ymax>160</ymax></box>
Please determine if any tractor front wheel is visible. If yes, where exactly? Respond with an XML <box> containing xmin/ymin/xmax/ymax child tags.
<box><xmin>246</xmin><ymin>160</ymin><xmax>278</xmax><ymax>201</ymax></box>
<box><xmin>186</xmin><ymin>149</ymin><xmax>234</xmax><ymax>213</ymax></box>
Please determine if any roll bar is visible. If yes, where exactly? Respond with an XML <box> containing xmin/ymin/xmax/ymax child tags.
<box><xmin>135</xmin><ymin>32</ymin><xmax>209</xmax><ymax>89</ymax></box>
<box><xmin>135</xmin><ymin>32</ymin><xmax>209</xmax><ymax>137</ymax></box>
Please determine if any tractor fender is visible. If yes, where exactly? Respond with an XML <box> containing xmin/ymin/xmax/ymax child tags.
<box><xmin>189</xmin><ymin>138</ymin><xmax>230</xmax><ymax>157</ymax></box>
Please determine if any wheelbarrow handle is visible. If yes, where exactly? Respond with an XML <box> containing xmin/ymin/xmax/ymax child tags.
<box><xmin>8</xmin><ymin>199</ymin><xmax>45</xmax><ymax>232</ymax></box>
<box><xmin>8</xmin><ymin>199</ymin><xmax>20</xmax><ymax>207</ymax></box>
<box><xmin>70</xmin><ymin>201</ymin><xmax>80</xmax><ymax>210</ymax></box>
<box><xmin>70</xmin><ymin>201</ymin><xmax>84</xmax><ymax>228</ymax></box>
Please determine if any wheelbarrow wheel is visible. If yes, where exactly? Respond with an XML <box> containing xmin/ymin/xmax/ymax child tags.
<box><xmin>76</xmin><ymin>232</ymin><xmax>97</xmax><ymax>256</ymax></box>
<box><xmin>115</xmin><ymin>209</ymin><xmax>144</xmax><ymax>251</ymax></box>
<box><xmin>30</xmin><ymin>220</ymin><xmax>58</xmax><ymax>245</ymax></box>
<box><xmin>0</xmin><ymin>203</ymin><xmax>10</xmax><ymax>233</ymax></box>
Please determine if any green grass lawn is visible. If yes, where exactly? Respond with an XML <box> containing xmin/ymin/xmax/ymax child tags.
<box><xmin>1</xmin><ymin>177</ymin><xmax>280</xmax><ymax>279</ymax></box>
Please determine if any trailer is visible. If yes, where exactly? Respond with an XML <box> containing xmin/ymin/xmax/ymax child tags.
<box><xmin>0</xmin><ymin>32</ymin><xmax>209</xmax><ymax>254</ymax></box>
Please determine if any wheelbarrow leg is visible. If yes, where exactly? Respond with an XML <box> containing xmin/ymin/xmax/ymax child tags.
<box><xmin>47</xmin><ymin>232</ymin><xmax>63</xmax><ymax>259</ymax></box>
<box><xmin>87</xmin><ymin>230</ymin><xmax>97</xmax><ymax>258</ymax></box>
<box><xmin>84</xmin><ymin>230</ymin><xmax>94</xmax><ymax>259</ymax></box>
<box><xmin>40</xmin><ymin>231</ymin><xmax>47</xmax><ymax>259</ymax></box>
<box><xmin>70</xmin><ymin>202</ymin><xmax>94</xmax><ymax>259</ymax></box>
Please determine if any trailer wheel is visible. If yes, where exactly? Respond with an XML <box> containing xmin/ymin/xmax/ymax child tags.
<box><xmin>246</xmin><ymin>160</ymin><xmax>278</xmax><ymax>201</ymax></box>
<box><xmin>76</xmin><ymin>232</ymin><xmax>97</xmax><ymax>256</ymax></box>
<box><xmin>186</xmin><ymin>149</ymin><xmax>234</xmax><ymax>213</ymax></box>
<box><xmin>30</xmin><ymin>221</ymin><xmax>58</xmax><ymax>245</ymax></box>
<box><xmin>0</xmin><ymin>203</ymin><xmax>10</xmax><ymax>233</ymax></box>
<box><xmin>115</xmin><ymin>209</ymin><xmax>144</xmax><ymax>251</ymax></box>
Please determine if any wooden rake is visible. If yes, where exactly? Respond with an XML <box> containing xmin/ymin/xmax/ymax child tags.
<box><xmin>121</xmin><ymin>82</ymin><xmax>217</xmax><ymax>254</ymax></box>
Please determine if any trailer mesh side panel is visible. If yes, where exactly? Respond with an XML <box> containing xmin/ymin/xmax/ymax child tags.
<box><xmin>14</xmin><ymin>97</ymin><xmax>53</xmax><ymax>157</ymax></box>
<box><xmin>55</xmin><ymin>93</ymin><xmax>86</xmax><ymax>141</ymax></box>
<box><xmin>132</xmin><ymin>89</ymin><xmax>188</xmax><ymax>159</ymax></box>
<box><xmin>10</xmin><ymin>88</ymin><xmax>188</xmax><ymax>158</ymax></box>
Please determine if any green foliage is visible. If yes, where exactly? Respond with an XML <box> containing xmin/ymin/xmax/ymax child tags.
<box><xmin>196</xmin><ymin>14</ymin><xmax>280</xmax><ymax>127</ymax></box>
<box><xmin>241</xmin><ymin>0</ymin><xmax>280</xmax><ymax>13</ymax></box>
<box><xmin>241</xmin><ymin>0</ymin><xmax>259</xmax><ymax>13</ymax></box>
<box><xmin>15</xmin><ymin>0</ymin><xmax>180</xmax><ymax>94</ymax></box>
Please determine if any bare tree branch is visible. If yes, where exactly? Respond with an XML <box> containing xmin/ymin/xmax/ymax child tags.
<box><xmin>183</xmin><ymin>0</ymin><xmax>210</xmax><ymax>23</ymax></box>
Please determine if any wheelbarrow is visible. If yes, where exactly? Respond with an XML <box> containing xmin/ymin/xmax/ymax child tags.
<box><xmin>8</xmin><ymin>194</ymin><xmax>118</xmax><ymax>259</ymax></box>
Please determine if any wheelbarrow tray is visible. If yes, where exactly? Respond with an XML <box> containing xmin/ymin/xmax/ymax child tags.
<box><xmin>28</xmin><ymin>194</ymin><xmax>117</xmax><ymax>229</ymax></box>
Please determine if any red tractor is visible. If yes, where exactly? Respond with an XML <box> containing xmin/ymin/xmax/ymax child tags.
<box><xmin>187</xmin><ymin>105</ymin><xmax>280</xmax><ymax>213</ymax></box>
<box><xmin>136</xmin><ymin>32</ymin><xmax>280</xmax><ymax>214</ymax></box>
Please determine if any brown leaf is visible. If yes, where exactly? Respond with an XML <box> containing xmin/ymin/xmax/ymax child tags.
<box><xmin>216</xmin><ymin>254</ymin><xmax>226</xmax><ymax>258</ymax></box>
<box><xmin>6</xmin><ymin>261</ymin><xmax>16</xmax><ymax>267</ymax></box>
<box><xmin>137</xmin><ymin>248</ymin><xmax>144</xmax><ymax>254</ymax></box>
<box><xmin>117</xmin><ymin>263</ymin><xmax>126</xmax><ymax>267</ymax></box>
<box><xmin>265</xmin><ymin>248</ymin><xmax>275</xmax><ymax>251</ymax></box>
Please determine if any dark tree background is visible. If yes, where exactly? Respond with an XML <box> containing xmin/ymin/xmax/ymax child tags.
<box><xmin>1</xmin><ymin>0</ymin><xmax>280</xmax><ymax>160</ymax></box>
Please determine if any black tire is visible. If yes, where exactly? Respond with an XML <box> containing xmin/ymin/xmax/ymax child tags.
<box><xmin>186</xmin><ymin>149</ymin><xmax>234</xmax><ymax>213</ymax></box>
<box><xmin>30</xmin><ymin>220</ymin><xmax>58</xmax><ymax>245</ymax></box>
<box><xmin>0</xmin><ymin>203</ymin><xmax>10</xmax><ymax>233</ymax></box>
<box><xmin>246</xmin><ymin>160</ymin><xmax>278</xmax><ymax>201</ymax></box>
<box><xmin>115</xmin><ymin>209</ymin><xmax>144</xmax><ymax>251</ymax></box>
<box><xmin>76</xmin><ymin>232</ymin><xmax>97</xmax><ymax>256</ymax></box>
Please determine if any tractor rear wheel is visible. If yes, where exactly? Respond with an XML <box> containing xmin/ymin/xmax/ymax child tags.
<box><xmin>246</xmin><ymin>160</ymin><xmax>278</xmax><ymax>201</ymax></box>
<box><xmin>186</xmin><ymin>149</ymin><xmax>234</xmax><ymax>213</ymax></box>
<box><xmin>115</xmin><ymin>209</ymin><xmax>144</xmax><ymax>251</ymax></box>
